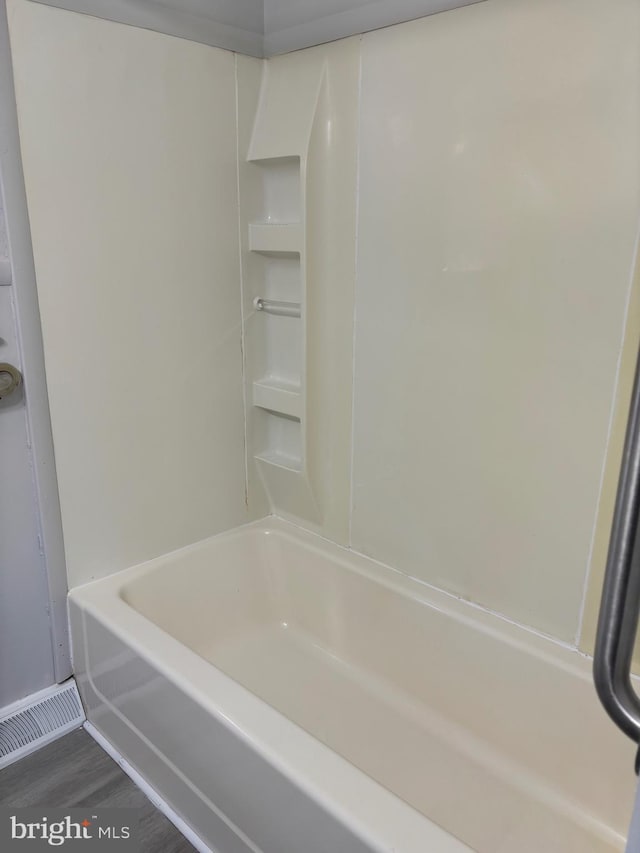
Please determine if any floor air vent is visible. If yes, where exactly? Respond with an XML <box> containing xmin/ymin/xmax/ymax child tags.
<box><xmin>0</xmin><ymin>680</ymin><xmax>85</xmax><ymax>769</ymax></box>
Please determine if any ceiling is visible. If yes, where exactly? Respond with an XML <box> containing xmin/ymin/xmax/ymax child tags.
<box><xmin>29</xmin><ymin>0</ymin><xmax>485</xmax><ymax>56</ymax></box>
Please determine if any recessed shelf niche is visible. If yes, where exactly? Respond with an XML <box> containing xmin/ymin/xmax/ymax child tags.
<box><xmin>254</xmin><ymin>408</ymin><xmax>302</xmax><ymax>473</ymax></box>
<box><xmin>247</xmin><ymin>153</ymin><xmax>303</xmax><ymax>474</ymax></box>
<box><xmin>248</xmin><ymin>223</ymin><xmax>302</xmax><ymax>256</ymax></box>
<box><xmin>252</xmin><ymin>156</ymin><xmax>301</xmax><ymax>223</ymax></box>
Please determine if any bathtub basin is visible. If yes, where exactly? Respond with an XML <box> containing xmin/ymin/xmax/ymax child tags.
<box><xmin>69</xmin><ymin>517</ymin><xmax>634</xmax><ymax>852</ymax></box>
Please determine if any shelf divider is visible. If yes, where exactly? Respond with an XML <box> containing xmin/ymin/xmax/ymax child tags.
<box><xmin>253</xmin><ymin>378</ymin><xmax>302</xmax><ymax>419</ymax></box>
<box><xmin>249</xmin><ymin>223</ymin><xmax>302</xmax><ymax>256</ymax></box>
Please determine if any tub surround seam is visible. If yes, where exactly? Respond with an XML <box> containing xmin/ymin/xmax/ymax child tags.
<box><xmin>234</xmin><ymin>51</ymin><xmax>251</xmax><ymax>516</ymax></box>
<box><xmin>347</xmin><ymin>37</ymin><xmax>363</xmax><ymax>551</ymax></box>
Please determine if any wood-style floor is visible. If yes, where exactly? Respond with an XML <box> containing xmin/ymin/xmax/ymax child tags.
<box><xmin>0</xmin><ymin>728</ymin><xmax>195</xmax><ymax>852</ymax></box>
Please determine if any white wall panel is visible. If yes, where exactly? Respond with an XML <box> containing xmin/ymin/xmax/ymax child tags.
<box><xmin>351</xmin><ymin>0</ymin><xmax>640</xmax><ymax>641</ymax></box>
<box><xmin>8</xmin><ymin>0</ymin><xmax>250</xmax><ymax>588</ymax></box>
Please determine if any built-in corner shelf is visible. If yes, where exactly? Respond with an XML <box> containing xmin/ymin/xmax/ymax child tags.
<box><xmin>242</xmin><ymin>81</ymin><xmax>323</xmax><ymax>524</ymax></box>
<box><xmin>248</xmin><ymin>223</ymin><xmax>302</xmax><ymax>256</ymax></box>
<box><xmin>253</xmin><ymin>378</ymin><xmax>301</xmax><ymax>419</ymax></box>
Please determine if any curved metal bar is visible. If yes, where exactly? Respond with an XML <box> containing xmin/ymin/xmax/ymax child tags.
<box><xmin>594</xmin><ymin>341</ymin><xmax>640</xmax><ymax>742</ymax></box>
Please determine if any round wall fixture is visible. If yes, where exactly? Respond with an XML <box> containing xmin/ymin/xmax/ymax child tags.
<box><xmin>0</xmin><ymin>363</ymin><xmax>22</xmax><ymax>400</ymax></box>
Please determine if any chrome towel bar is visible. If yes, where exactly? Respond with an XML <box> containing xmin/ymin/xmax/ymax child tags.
<box><xmin>253</xmin><ymin>297</ymin><xmax>301</xmax><ymax>318</ymax></box>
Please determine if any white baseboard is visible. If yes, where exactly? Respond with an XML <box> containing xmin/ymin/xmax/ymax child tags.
<box><xmin>83</xmin><ymin>721</ymin><xmax>213</xmax><ymax>853</ymax></box>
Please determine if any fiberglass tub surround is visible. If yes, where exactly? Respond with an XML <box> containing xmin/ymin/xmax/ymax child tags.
<box><xmin>71</xmin><ymin>519</ymin><xmax>633</xmax><ymax>853</ymax></box>
<box><xmin>8</xmin><ymin>0</ymin><xmax>640</xmax><ymax>850</ymax></box>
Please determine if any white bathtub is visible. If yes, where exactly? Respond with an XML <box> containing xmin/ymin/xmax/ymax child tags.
<box><xmin>69</xmin><ymin>518</ymin><xmax>634</xmax><ymax>853</ymax></box>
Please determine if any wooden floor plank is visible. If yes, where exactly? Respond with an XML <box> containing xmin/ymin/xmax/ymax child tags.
<box><xmin>0</xmin><ymin>728</ymin><xmax>195</xmax><ymax>852</ymax></box>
